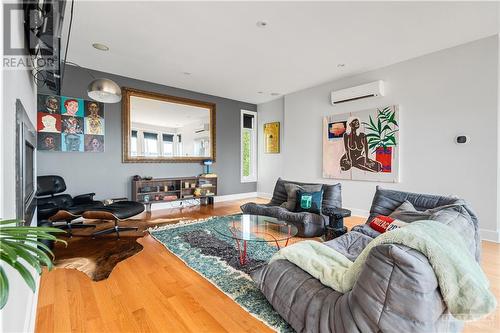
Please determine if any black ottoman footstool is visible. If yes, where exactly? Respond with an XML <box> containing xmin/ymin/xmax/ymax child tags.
<box><xmin>82</xmin><ymin>201</ymin><xmax>145</xmax><ymax>239</ymax></box>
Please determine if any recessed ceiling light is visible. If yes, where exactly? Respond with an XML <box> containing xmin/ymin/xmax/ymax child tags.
<box><xmin>337</xmin><ymin>63</ymin><xmax>345</xmax><ymax>68</ymax></box>
<box><xmin>270</xmin><ymin>92</ymin><xmax>281</xmax><ymax>96</ymax></box>
<box><xmin>256</xmin><ymin>21</ymin><xmax>268</xmax><ymax>28</ymax></box>
<box><xmin>92</xmin><ymin>43</ymin><xmax>109</xmax><ymax>51</ymax></box>
<box><xmin>182</xmin><ymin>72</ymin><xmax>192</xmax><ymax>75</ymax></box>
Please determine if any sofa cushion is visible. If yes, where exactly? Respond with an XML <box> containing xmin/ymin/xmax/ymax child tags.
<box><xmin>351</xmin><ymin>223</ymin><xmax>381</xmax><ymax>238</ymax></box>
<box><xmin>270</xmin><ymin>177</ymin><xmax>342</xmax><ymax>210</ymax></box>
<box><xmin>324</xmin><ymin>231</ymin><xmax>373</xmax><ymax>261</ymax></box>
<box><xmin>281</xmin><ymin>183</ymin><xmax>322</xmax><ymax>211</ymax></box>
<box><xmin>239</xmin><ymin>203</ymin><xmax>282</xmax><ymax>218</ymax></box>
<box><xmin>389</xmin><ymin>200</ymin><xmax>432</xmax><ymax>222</ymax></box>
<box><xmin>277</xmin><ymin>209</ymin><xmax>326</xmax><ymax>237</ymax></box>
<box><xmin>295</xmin><ymin>190</ymin><xmax>323</xmax><ymax>214</ymax></box>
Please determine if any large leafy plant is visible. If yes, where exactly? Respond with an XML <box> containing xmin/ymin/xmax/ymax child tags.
<box><xmin>0</xmin><ymin>219</ymin><xmax>66</xmax><ymax>309</ymax></box>
<box><xmin>363</xmin><ymin>106</ymin><xmax>399</xmax><ymax>153</ymax></box>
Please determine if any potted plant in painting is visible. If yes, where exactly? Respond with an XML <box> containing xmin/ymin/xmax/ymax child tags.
<box><xmin>363</xmin><ymin>106</ymin><xmax>399</xmax><ymax>173</ymax></box>
<box><xmin>0</xmin><ymin>219</ymin><xmax>65</xmax><ymax>309</ymax></box>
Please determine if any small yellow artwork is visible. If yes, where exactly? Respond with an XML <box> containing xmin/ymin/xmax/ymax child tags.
<box><xmin>264</xmin><ymin>122</ymin><xmax>280</xmax><ymax>153</ymax></box>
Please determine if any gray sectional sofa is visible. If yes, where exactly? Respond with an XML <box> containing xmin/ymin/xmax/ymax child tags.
<box><xmin>241</xmin><ymin>178</ymin><xmax>342</xmax><ymax>237</ymax></box>
<box><xmin>251</xmin><ymin>187</ymin><xmax>480</xmax><ymax>333</ymax></box>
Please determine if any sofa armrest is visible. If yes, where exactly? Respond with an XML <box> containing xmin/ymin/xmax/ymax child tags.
<box><xmin>73</xmin><ymin>192</ymin><xmax>96</xmax><ymax>204</ymax></box>
<box><xmin>347</xmin><ymin>243</ymin><xmax>462</xmax><ymax>332</ymax></box>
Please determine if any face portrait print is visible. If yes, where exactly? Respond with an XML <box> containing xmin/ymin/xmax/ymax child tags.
<box><xmin>38</xmin><ymin>133</ymin><xmax>61</xmax><ymax>151</ymax></box>
<box><xmin>37</xmin><ymin>113</ymin><xmax>61</xmax><ymax>133</ymax></box>
<box><xmin>62</xmin><ymin>115</ymin><xmax>84</xmax><ymax>134</ymax></box>
<box><xmin>62</xmin><ymin>133</ymin><xmax>84</xmax><ymax>152</ymax></box>
<box><xmin>84</xmin><ymin>101</ymin><xmax>105</xmax><ymax>135</ymax></box>
<box><xmin>61</xmin><ymin>97</ymin><xmax>84</xmax><ymax>117</ymax></box>
<box><xmin>37</xmin><ymin>94</ymin><xmax>60</xmax><ymax>114</ymax></box>
<box><xmin>84</xmin><ymin>135</ymin><xmax>104</xmax><ymax>152</ymax></box>
<box><xmin>84</xmin><ymin>101</ymin><xmax>104</xmax><ymax>117</ymax></box>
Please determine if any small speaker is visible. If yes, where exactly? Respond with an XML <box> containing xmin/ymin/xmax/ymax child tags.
<box><xmin>456</xmin><ymin>135</ymin><xmax>467</xmax><ymax>144</ymax></box>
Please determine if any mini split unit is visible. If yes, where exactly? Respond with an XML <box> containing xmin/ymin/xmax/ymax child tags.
<box><xmin>331</xmin><ymin>80</ymin><xmax>385</xmax><ymax>105</ymax></box>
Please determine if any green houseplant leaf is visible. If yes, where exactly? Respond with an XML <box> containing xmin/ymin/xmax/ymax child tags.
<box><xmin>0</xmin><ymin>219</ymin><xmax>66</xmax><ymax>309</ymax></box>
<box><xmin>362</xmin><ymin>107</ymin><xmax>400</xmax><ymax>152</ymax></box>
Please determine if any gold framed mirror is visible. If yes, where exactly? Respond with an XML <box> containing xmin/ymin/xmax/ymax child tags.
<box><xmin>122</xmin><ymin>88</ymin><xmax>216</xmax><ymax>163</ymax></box>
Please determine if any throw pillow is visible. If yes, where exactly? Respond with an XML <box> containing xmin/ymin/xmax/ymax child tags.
<box><xmin>295</xmin><ymin>190</ymin><xmax>323</xmax><ymax>214</ymax></box>
<box><xmin>369</xmin><ymin>215</ymin><xmax>408</xmax><ymax>233</ymax></box>
<box><xmin>281</xmin><ymin>183</ymin><xmax>323</xmax><ymax>211</ymax></box>
<box><xmin>388</xmin><ymin>200</ymin><xmax>432</xmax><ymax>222</ymax></box>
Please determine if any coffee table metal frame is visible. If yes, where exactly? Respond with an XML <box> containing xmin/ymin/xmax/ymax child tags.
<box><xmin>221</xmin><ymin>217</ymin><xmax>296</xmax><ymax>266</ymax></box>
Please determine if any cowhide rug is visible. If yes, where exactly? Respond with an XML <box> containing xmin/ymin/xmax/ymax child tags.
<box><xmin>53</xmin><ymin>217</ymin><xmax>185</xmax><ymax>281</ymax></box>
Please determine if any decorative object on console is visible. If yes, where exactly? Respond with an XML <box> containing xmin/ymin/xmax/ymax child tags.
<box><xmin>264</xmin><ymin>122</ymin><xmax>280</xmax><ymax>153</ymax></box>
<box><xmin>37</xmin><ymin>93</ymin><xmax>105</xmax><ymax>152</ymax></box>
<box><xmin>323</xmin><ymin>105</ymin><xmax>399</xmax><ymax>182</ymax></box>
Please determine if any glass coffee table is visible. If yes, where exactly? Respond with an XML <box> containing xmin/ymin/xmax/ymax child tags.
<box><xmin>214</xmin><ymin>214</ymin><xmax>298</xmax><ymax>266</ymax></box>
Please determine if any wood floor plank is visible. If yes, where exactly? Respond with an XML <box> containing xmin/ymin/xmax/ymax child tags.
<box><xmin>35</xmin><ymin>198</ymin><xmax>500</xmax><ymax>333</ymax></box>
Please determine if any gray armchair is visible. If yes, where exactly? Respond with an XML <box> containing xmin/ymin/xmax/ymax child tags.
<box><xmin>251</xmin><ymin>187</ymin><xmax>480</xmax><ymax>332</ymax></box>
<box><xmin>241</xmin><ymin>178</ymin><xmax>342</xmax><ymax>237</ymax></box>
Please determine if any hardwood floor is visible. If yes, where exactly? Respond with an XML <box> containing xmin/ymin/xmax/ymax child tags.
<box><xmin>35</xmin><ymin>198</ymin><xmax>500</xmax><ymax>333</ymax></box>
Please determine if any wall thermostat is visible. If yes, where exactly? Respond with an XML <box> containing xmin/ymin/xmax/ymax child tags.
<box><xmin>456</xmin><ymin>135</ymin><xmax>467</xmax><ymax>144</ymax></box>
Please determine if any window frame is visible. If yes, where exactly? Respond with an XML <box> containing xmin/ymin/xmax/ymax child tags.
<box><xmin>240</xmin><ymin>110</ymin><xmax>258</xmax><ymax>183</ymax></box>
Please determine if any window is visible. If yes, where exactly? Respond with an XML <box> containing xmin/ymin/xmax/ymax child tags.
<box><xmin>177</xmin><ymin>134</ymin><xmax>182</xmax><ymax>156</ymax></box>
<box><xmin>131</xmin><ymin>130</ymin><xmax>138</xmax><ymax>156</ymax></box>
<box><xmin>162</xmin><ymin>134</ymin><xmax>174</xmax><ymax>157</ymax></box>
<box><xmin>241</xmin><ymin>110</ymin><xmax>257</xmax><ymax>182</ymax></box>
<box><xmin>143</xmin><ymin>132</ymin><xmax>159</xmax><ymax>156</ymax></box>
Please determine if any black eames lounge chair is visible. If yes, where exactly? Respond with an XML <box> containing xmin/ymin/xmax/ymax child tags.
<box><xmin>36</xmin><ymin>175</ymin><xmax>104</xmax><ymax>236</ymax></box>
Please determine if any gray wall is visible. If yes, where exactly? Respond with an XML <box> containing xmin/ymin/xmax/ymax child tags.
<box><xmin>257</xmin><ymin>97</ymin><xmax>284</xmax><ymax>195</ymax></box>
<box><xmin>257</xmin><ymin>36</ymin><xmax>500</xmax><ymax>241</ymax></box>
<box><xmin>38</xmin><ymin>65</ymin><xmax>257</xmax><ymax>199</ymax></box>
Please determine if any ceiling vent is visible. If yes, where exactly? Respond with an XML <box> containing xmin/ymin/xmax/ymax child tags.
<box><xmin>331</xmin><ymin>80</ymin><xmax>385</xmax><ymax>105</ymax></box>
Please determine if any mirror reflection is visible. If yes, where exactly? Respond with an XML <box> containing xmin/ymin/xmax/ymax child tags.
<box><xmin>128</xmin><ymin>95</ymin><xmax>213</xmax><ymax>159</ymax></box>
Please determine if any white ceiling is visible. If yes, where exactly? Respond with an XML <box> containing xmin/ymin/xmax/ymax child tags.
<box><xmin>130</xmin><ymin>96</ymin><xmax>209</xmax><ymax>128</ymax></box>
<box><xmin>64</xmin><ymin>1</ymin><xmax>499</xmax><ymax>104</ymax></box>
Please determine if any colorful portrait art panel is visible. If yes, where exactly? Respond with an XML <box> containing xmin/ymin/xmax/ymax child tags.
<box><xmin>61</xmin><ymin>97</ymin><xmax>84</xmax><ymax>117</ymax></box>
<box><xmin>62</xmin><ymin>133</ymin><xmax>84</xmax><ymax>152</ymax></box>
<box><xmin>62</xmin><ymin>115</ymin><xmax>84</xmax><ymax>134</ymax></box>
<box><xmin>84</xmin><ymin>115</ymin><xmax>104</xmax><ymax>135</ymax></box>
<box><xmin>322</xmin><ymin>105</ymin><xmax>400</xmax><ymax>183</ymax></box>
<box><xmin>84</xmin><ymin>100</ymin><xmax>104</xmax><ymax>118</ymax></box>
<box><xmin>38</xmin><ymin>132</ymin><xmax>61</xmax><ymax>151</ymax></box>
<box><xmin>37</xmin><ymin>94</ymin><xmax>105</xmax><ymax>152</ymax></box>
<box><xmin>84</xmin><ymin>135</ymin><xmax>105</xmax><ymax>152</ymax></box>
<box><xmin>37</xmin><ymin>94</ymin><xmax>60</xmax><ymax>114</ymax></box>
<box><xmin>37</xmin><ymin>113</ymin><xmax>61</xmax><ymax>133</ymax></box>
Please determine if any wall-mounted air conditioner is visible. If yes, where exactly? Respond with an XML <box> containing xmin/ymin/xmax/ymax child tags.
<box><xmin>195</xmin><ymin>123</ymin><xmax>210</xmax><ymax>133</ymax></box>
<box><xmin>331</xmin><ymin>80</ymin><xmax>385</xmax><ymax>105</ymax></box>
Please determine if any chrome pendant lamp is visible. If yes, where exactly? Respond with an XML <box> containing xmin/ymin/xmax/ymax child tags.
<box><xmin>87</xmin><ymin>78</ymin><xmax>122</xmax><ymax>103</ymax></box>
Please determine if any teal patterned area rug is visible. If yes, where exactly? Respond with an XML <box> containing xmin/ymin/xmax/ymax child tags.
<box><xmin>149</xmin><ymin>214</ymin><xmax>293</xmax><ymax>333</ymax></box>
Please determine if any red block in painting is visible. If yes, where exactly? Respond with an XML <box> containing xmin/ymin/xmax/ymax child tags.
<box><xmin>376</xmin><ymin>147</ymin><xmax>392</xmax><ymax>173</ymax></box>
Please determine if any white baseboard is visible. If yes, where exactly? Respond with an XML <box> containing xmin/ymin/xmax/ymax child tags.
<box><xmin>215</xmin><ymin>192</ymin><xmax>258</xmax><ymax>203</ymax></box>
<box><xmin>480</xmin><ymin>228</ymin><xmax>500</xmax><ymax>243</ymax></box>
<box><xmin>345</xmin><ymin>207</ymin><xmax>369</xmax><ymax>218</ymax></box>
<box><xmin>257</xmin><ymin>192</ymin><xmax>272</xmax><ymax>199</ymax></box>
